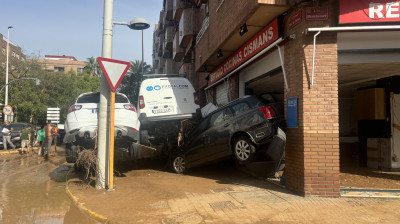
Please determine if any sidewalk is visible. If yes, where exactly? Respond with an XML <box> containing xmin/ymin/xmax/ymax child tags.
<box><xmin>66</xmin><ymin>163</ymin><xmax>400</xmax><ymax>224</ymax></box>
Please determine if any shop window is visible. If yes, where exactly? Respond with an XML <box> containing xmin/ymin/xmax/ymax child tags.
<box><xmin>54</xmin><ymin>67</ymin><xmax>65</xmax><ymax>72</ymax></box>
<box><xmin>77</xmin><ymin>68</ymin><xmax>84</xmax><ymax>73</ymax></box>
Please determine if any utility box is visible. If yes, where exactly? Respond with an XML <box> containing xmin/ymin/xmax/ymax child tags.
<box><xmin>355</xmin><ymin>88</ymin><xmax>386</xmax><ymax>120</ymax></box>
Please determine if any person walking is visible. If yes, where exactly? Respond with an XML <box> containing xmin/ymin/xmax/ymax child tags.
<box><xmin>53</xmin><ymin>124</ymin><xmax>59</xmax><ymax>153</ymax></box>
<box><xmin>44</xmin><ymin>121</ymin><xmax>54</xmax><ymax>158</ymax></box>
<box><xmin>35</xmin><ymin>125</ymin><xmax>46</xmax><ymax>156</ymax></box>
<box><xmin>2</xmin><ymin>120</ymin><xmax>16</xmax><ymax>150</ymax></box>
<box><xmin>20</xmin><ymin>126</ymin><xmax>31</xmax><ymax>154</ymax></box>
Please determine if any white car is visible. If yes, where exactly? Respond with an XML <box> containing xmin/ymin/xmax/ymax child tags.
<box><xmin>64</xmin><ymin>92</ymin><xmax>139</xmax><ymax>163</ymax></box>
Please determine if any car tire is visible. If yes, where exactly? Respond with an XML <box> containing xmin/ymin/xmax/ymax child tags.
<box><xmin>233</xmin><ymin>136</ymin><xmax>255</xmax><ymax>164</ymax></box>
<box><xmin>170</xmin><ymin>152</ymin><xmax>186</xmax><ymax>174</ymax></box>
<box><xmin>65</xmin><ymin>144</ymin><xmax>77</xmax><ymax>163</ymax></box>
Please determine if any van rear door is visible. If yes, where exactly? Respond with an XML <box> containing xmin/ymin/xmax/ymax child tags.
<box><xmin>140</xmin><ymin>77</ymin><xmax>198</xmax><ymax>118</ymax></box>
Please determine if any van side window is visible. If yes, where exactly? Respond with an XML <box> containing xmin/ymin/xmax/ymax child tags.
<box><xmin>232</xmin><ymin>102</ymin><xmax>251</xmax><ymax>116</ymax></box>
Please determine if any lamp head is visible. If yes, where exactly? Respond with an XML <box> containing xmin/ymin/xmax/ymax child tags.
<box><xmin>128</xmin><ymin>18</ymin><xmax>150</xmax><ymax>30</ymax></box>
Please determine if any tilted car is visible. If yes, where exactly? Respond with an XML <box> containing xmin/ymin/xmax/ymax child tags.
<box><xmin>170</xmin><ymin>93</ymin><xmax>286</xmax><ymax>174</ymax></box>
<box><xmin>64</xmin><ymin>92</ymin><xmax>139</xmax><ymax>163</ymax></box>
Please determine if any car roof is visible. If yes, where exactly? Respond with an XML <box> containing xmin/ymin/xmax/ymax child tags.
<box><xmin>204</xmin><ymin>95</ymin><xmax>256</xmax><ymax>118</ymax></box>
<box><xmin>76</xmin><ymin>92</ymin><xmax>129</xmax><ymax>100</ymax></box>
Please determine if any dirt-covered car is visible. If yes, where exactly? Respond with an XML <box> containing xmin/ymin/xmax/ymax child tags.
<box><xmin>170</xmin><ymin>93</ymin><xmax>286</xmax><ymax>174</ymax></box>
<box><xmin>64</xmin><ymin>92</ymin><xmax>139</xmax><ymax>163</ymax></box>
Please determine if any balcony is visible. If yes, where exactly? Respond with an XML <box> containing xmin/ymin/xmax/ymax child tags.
<box><xmin>165</xmin><ymin>0</ymin><xmax>174</xmax><ymax>21</ymax></box>
<box><xmin>179</xmin><ymin>8</ymin><xmax>195</xmax><ymax>48</ymax></box>
<box><xmin>165</xmin><ymin>25</ymin><xmax>174</xmax><ymax>51</ymax></box>
<box><xmin>173</xmin><ymin>0</ymin><xmax>184</xmax><ymax>22</ymax></box>
<box><xmin>165</xmin><ymin>59</ymin><xmax>177</xmax><ymax>73</ymax></box>
<box><xmin>158</xmin><ymin>11</ymin><xmax>165</xmax><ymax>34</ymax></box>
<box><xmin>173</xmin><ymin>31</ymin><xmax>185</xmax><ymax>62</ymax></box>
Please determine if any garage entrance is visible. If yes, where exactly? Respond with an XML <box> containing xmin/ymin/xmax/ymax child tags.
<box><xmin>338</xmin><ymin>31</ymin><xmax>400</xmax><ymax>189</ymax></box>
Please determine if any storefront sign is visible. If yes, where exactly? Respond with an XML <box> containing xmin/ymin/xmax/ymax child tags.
<box><xmin>306</xmin><ymin>7</ymin><xmax>328</xmax><ymax>21</ymax></box>
<box><xmin>209</xmin><ymin>18</ymin><xmax>281</xmax><ymax>85</ymax></box>
<box><xmin>340</xmin><ymin>0</ymin><xmax>400</xmax><ymax>24</ymax></box>
<box><xmin>287</xmin><ymin>97</ymin><xmax>298</xmax><ymax>128</ymax></box>
<box><xmin>289</xmin><ymin>9</ymin><xmax>302</xmax><ymax>29</ymax></box>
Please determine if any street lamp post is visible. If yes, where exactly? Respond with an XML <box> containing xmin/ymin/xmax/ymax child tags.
<box><xmin>128</xmin><ymin>18</ymin><xmax>150</xmax><ymax>75</ymax></box>
<box><xmin>5</xmin><ymin>26</ymin><xmax>13</xmax><ymax>121</ymax></box>
<box><xmin>98</xmin><ymin>0</ymin><xmax>150</xmax><ymax>190</ymax></box>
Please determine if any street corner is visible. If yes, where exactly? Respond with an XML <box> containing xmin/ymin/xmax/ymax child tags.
<box><xmin>65</xmin><ymin>179</ymin><xmax>110</xmax><ymax>223</ymax></box>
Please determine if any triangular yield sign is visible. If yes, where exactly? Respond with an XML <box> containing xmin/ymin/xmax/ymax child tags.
<box><xmin>97</xmin><ymin>57</ymin><xmax>131</xmax><ymax>92</ymax></box>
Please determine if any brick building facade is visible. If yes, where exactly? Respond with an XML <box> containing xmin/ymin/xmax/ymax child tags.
<box><xmin>153</xmin><ymin>0</ymin><xmax>400</xmax><ymax>197</ymax></box>
<box><xmin>0</xmin><ymin>33</ymin><xmax>26</xmax><ymax>75</ymax></box>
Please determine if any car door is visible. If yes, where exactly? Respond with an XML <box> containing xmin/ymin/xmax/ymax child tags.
<box><xmin>203</xmin><ymin>107</ymin><xmax>235</xmax><ymax>160</ymax></box>
<box><xmin>184</xmin><ymin>116</ymin><xmax>211</xmax><ymax>165</ymax></box>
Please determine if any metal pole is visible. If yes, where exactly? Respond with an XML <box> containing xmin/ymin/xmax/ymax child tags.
<box><xmin>97</xmin><ymin>0</ymin><xmax>113</xmax><ymax>189</ymax></box>
<box><xmin>142</xmin><ymin>29</ymin><xmax>144</xmax><ymax>75</ymax></box>
<box><xmin>5</xmin><ymin>26</ymin><xmax>12</xmax><ymax>121</ymax></box>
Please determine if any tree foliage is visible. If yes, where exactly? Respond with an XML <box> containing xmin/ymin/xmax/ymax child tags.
<box><xmin>119</xmin><ymin>60</ymin><xmax>152</xmax><ymax>106</ymax></box>
<box><xmin>0</xmin><ymin>58</ymin><xmax>100</xmax><ymax>126</ymax></box>
<box><xmin>84</xmin><ymin>56</ymin><xmax>100</xmax><ymax>77</ymax></box>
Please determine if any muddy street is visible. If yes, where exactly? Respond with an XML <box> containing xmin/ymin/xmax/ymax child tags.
<box><xmin>0</xmin><ymin>147</ymin><xmax>95</xmax><ymax>224</ymax></box>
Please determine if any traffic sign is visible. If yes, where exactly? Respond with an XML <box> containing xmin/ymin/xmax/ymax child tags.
<box><xmin>3</xmin><ymin>105</ymin><xmax>12</xmax><ymax>116</ymax></box>
<box><xmin>97</xmin><ymin>57</ymin><xmax>131</xmax><ymax>92</ymax></box>
<box><xmin>47</xmin><ymin>107</ymin><xmax>60</xmax><ymax>123</ymax></box>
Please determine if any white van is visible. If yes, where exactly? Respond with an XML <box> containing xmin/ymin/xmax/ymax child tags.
<box><xmin>137</xmin><ymin>75</ymin><xmax>200</xmax><ymax>154</ymax></box>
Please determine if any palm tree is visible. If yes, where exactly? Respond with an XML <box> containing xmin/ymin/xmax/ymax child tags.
<box><xmin>119</xmin><ymin>60</ymin><xmax>152</xmax><ymax>105</ymax></box>
<box><xmin>84</xmin><ymin>56</ymin><xmax>99</xmax><ymax>76</ymax></box>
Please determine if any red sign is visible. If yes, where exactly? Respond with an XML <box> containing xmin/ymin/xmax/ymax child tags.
<box><xmin>3</xmin><ymin>105</ymin><xmax>12</xmax><ymax>116</ymax></box>
<box><xmin>289</xmin><ymin>9</ymin><xmax>302</xmax><ymax>29</ymax></box>
<box><xmin>209</xmin><ymin>18</ymin><xmax>280</xmax><ymax>85</ymax></box>
<box><xmin>97</xmin><ymin>57</ymin><xmax>131</xmax><ymax>92</ymax></box>
<box><xmin>340</xmin><ymin>0</ymin><xmax>400</xmax><ymax>24</ymax></box>
<box><xmin>306</xmin><ymin>7</ymin><xmax>328</xmax><ymax>21</ymax></box>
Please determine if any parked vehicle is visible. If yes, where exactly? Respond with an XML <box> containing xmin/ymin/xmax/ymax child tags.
<box><xmin>64</xmin><ymin>92</ymin><xmax>139</xmax><ymax>163</ymax></box>
<box><xmin>0</xmin><ymin>123</ymin><xmax>29</xmax><ymax>149</ymax></box>
<box><xmin>137</xmin><ymin>75</ymin><xmax>200</xmax><ymax>157</ymax></box>
<box><xmin>170</xmin><ymin>93</ymin><xmax>286</xmax><ymax>174</ymax></box>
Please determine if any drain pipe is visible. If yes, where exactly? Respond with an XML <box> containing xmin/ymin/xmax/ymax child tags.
<box><xmin>311</xmin><ymin>30</ymin><xmax>321</xmax><ymax>89</ymax></box>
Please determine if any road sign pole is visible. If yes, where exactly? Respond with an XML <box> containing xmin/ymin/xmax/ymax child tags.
<box><xmin>109</xmin><ymin>91</ymin><xmax>115</xmax><ymax>190</ymax></box>
<box><xmin>97</xmin><ymin>0</ymin><xmax>113</xmax><ymax>189</ymax></box>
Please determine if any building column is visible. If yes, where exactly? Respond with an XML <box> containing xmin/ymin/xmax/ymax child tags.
<box><xmin>283</xmin><ymin>0</ymin><xmax>340</xmax><ymax>197</ymax></box>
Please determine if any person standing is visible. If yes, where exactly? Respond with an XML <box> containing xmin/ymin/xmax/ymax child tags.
<box><xmin>2</xmin><ymin>120</ymin><xmax>16</xmax><ymax>150</ymax></box>
<box><xmin>35</xmin><ymin>125</ymin><xmax>46</xmax><ymax>156</ymax></box>
<box><xmin>20</xmin><ymin>126</ymin><xmax>31</xmax><ymax>154</ymax></box>
<box><xmin>53</xmin><ymin>124</ymin><xmax>59</xmax><ymax>153</ymax></box>
<box><xmin>44</xmin><ymin>121</ymin><xmax>54</xmax><ymax>158</ymax></box>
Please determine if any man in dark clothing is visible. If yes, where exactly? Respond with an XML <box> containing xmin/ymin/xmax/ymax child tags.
<box><xmin>2</xmin><ymin>121</ymin><xmax>16</xmax><ymax>150</ymax></box>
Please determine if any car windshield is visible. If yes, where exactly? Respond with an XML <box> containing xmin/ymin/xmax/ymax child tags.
<box><xmin>10</xmin><ymin>124</ymin><xmax>25</xmax><ymax>132</ymax></box>
<box><xmin>258</xmin><ymin>93</ymin><xmax>283</xmax><ymax>104</ymax></box>
<box><xmin>77</xmin><ymin>92</ymin><xmax>129</xmax><ymax>104</ymax></box>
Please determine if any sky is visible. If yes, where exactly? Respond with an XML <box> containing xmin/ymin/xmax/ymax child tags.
<box><xmin>0</xmin><ymin>0</ymin><xmax>162</xmax><ymax>65</ymax></box>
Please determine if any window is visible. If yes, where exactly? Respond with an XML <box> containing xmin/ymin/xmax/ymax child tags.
<box><xmin>54</xmin><ymin>67</ymin><xmax>65</xmax><ymax>72</ymax></box>
<box><xmin>232</xmin><ymin>102</ymin><xmax>251</xmax><ymax>116</ymax></box>
<box><xmin>16</xmin><ymin>54</ymin><xmax>19</xmax><ymax>59</ymax></box>
<box><xmin>2</xmin><ymin>48</ymin><xmax>5</xmax><ymax>55</ymax></box>
<box><xmin>21</xmin><ymin>57</ymin><xmax>25</xmax><ymax>62</ymax></box>
<box><xmin>189</xmin><ymin>116</ymin><xmax>210</xmax><ymax>137</ymax></box>
<box><xmin>77</xmin><ymin>68</ymin><xmax>84</xmax><ymax>73</ymax></box>
<box><xmin>209</xmin><ymin>108</ymin><xmax>233</xmax><ymax>127</ymax></box>
<box><xmin>12</xmin><ymin>51</ymin><xmax>15</xmax><ymax>57</ymax></box>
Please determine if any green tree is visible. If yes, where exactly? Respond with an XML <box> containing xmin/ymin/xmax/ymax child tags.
<box><xmin>84</xmin><ymin>56</ymin><xmax>100</xmax><ymax>77</ymax></box>
<box><xmin>119</xmin><ymin>60</ymin><xmax>151</xmax><ymax>106</ymax></box>
<box><xmin>1</xmin><ymin>58</ymin><xmax>100</xmax><ymax>125</ymax></box>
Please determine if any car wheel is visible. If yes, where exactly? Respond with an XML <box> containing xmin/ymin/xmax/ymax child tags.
<box><xmin>170</xmin><ymin>152</ymin><xmax>186</xmax><ymax>174</ymax></box>
<box><xmin>233</xmin><ymin>136</ymin><xmax>255</xmax><ymax>164</ymax></box>
<box><xmin>65</xmin><ymin>144</ymin><xmax>77</xmax><ymax>163</ymax></box>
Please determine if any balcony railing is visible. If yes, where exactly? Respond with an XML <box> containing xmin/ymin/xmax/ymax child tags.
<box><xmin>196</xmin><ymin>16</ymin><xmax>209</xmax><ymax>45</ymax></box>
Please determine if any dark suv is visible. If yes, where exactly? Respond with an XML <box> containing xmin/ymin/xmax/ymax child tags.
<box><xmin>170</xmin><ymin>93</ymin><xmax>285</xmax><ymax>174</ymax></box>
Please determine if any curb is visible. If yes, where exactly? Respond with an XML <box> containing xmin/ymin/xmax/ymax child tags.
<box><xmin>340</xmin><ymin>188</ymin><xmax>400</xmax><ymax>198</ymax></box>
<box><xmin>66</xmin><ymin>179</ymin><xmax>111</xmax><ymax>223</ymax></box>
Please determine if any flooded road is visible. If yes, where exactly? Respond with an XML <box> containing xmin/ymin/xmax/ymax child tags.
<box><xmin>0</xmin><ymin>147</ymin><xmax>97</xmax><ymax>223</ymax></box>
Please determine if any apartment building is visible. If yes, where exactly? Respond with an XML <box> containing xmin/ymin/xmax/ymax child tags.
<box><xmin>35</xmin><ymin>55</ymin><xmax>87</xmax><ymax>74</ymax></box>
<box><xmin>153</xmin><ymin>0</ymin><xmax>400</xmax><ymax>197</ymax></box>
<box><xmin>0</xmin><ymin>33</ymin><xmax>26</xmax><ymax>72</ymax></box>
